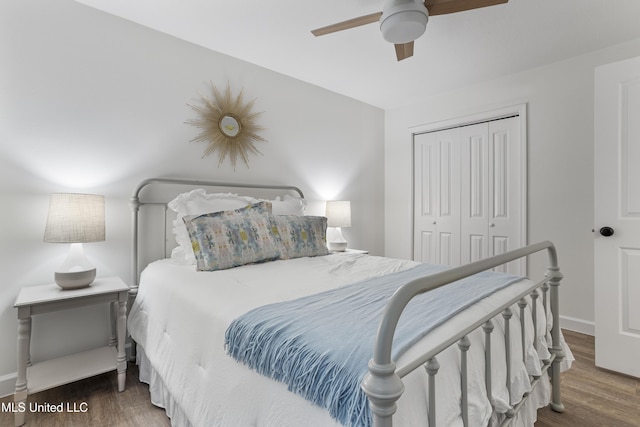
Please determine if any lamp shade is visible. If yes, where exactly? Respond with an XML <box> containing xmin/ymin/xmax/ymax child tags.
<box><xmin>326</xmin><ymin>200</ymin><xmax>351</xmax><ymax>228</ymax></box>
<box><xmin>44</xmin><ymin>193</ymin><xmax>105</xmax><ymax>243</ymax></box>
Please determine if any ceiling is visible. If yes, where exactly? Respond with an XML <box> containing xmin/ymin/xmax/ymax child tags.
<box><xmin>74</xmin><ymin>0</ymin><xmax>640</xmax><ymax>109</ymax></box>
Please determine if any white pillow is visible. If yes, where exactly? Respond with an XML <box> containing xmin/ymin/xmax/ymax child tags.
<box><xmin>168</xmin><ymin>189</ymin><xmax>258</xmax><ymax>264</ymax></box>
<box><xmin>268</xmin><ymin>195</ymin><xmax>306</xmax><ymax>216</ymax></box>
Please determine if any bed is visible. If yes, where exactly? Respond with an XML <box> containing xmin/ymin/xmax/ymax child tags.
<box><xmin>127</xmin><ymin>178</ymin><xmax>572</xmax><ymax>427</ymax></box>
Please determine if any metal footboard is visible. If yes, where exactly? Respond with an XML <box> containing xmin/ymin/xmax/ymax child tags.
<box><xmin>361</xmin><ymin>241</ymin><xmax>565</xmax><ymax>427</ymax></box>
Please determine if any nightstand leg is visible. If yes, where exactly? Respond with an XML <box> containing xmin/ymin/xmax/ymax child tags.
<box><xmin>109</xmin><ymin>301</ymin><xmax>117</xmax><ymax>347</ymax></box>
<box><xmin>26</xmin><ymin>318</ymin><xmax>31</xmax><ymax>367</ymax></box>
<box><xmin>15</xmin><ymin>316</ymin><xmax>30</xmax><ymax>427</ymax></box>
<box><xmin>116</xmin><ymin>297</ymin><xmax>127</xmax><ymax>391</ymax></box>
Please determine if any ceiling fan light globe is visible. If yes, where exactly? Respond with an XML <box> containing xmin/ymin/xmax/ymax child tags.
<box><xmin>380</xmin><ymin>0</ymin><xmax>428</xmax><ymax>44</ymax></box>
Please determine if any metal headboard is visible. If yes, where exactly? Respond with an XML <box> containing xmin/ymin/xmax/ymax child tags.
<box><xmin>129</xmin><ymin>178</ymin><xmax>305</xmax><ymax>294</ymax></box>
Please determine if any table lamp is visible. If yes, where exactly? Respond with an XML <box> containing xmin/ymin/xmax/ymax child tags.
<box><xmin>43</xmin><ymin>193</ymin><xmax>105</xmax><ymax>289</ymax></box>
<box><xmin>326</xmin><ymin>200</ymin><xmax>351</xmax><ymax>252</ymax></box>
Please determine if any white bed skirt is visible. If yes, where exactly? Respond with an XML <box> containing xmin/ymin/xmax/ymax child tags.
<box><xmin>137</xmin><ymin>345</ymin><xmax>195</xmax><ymax>427</ymax></box>
<box><xmin>137</xmin><ymin>342</ymin><xmax>557</xmax><ymax>427</ymax></box>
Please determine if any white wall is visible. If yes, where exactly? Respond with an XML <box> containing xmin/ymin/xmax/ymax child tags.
<box><xmin>0</xmin><ymin>0</ymin><xmax>384</xmax><ymax>396</ymax></box>
<box><xmin>385</xmin><ymin>38</ymin><xmax>640</xmax><ymax>335</ymax></box>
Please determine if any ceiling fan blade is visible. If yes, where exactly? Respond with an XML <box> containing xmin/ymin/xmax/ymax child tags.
<box><xmin>395</xmin><ymin>42</ymin><xmax>414</xmax><ymax>61</ymax></box>
<box><xmin>425</xmin><ymin>0</ymin><xmax>507</xmax><ymax>16</ymax></box>
<box><xmin>311</xmin><ymin>11</ymin><xmax>382</xmax><ymax>37</ymax></box>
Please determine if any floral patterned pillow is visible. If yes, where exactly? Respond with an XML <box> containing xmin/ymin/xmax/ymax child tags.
<box><xmin>168</xmin><ymin>190</ymin><xmax>258</xmax><ymax>265</ymax></box>
<box><xmin>184</xmin><ymin>202</ymin><xmax>284</xmax><ymax>271</ymax></box>
<box><xmin>273</xmin><ymin>216</ymin><xmax>329</xmax><ymax>259</ymax></box>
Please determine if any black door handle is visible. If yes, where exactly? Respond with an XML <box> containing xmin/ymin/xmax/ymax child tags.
<box><xmin>599</xmin><ymin>226</ymin><xmax>614</xmax><ymax>237</ymax></box>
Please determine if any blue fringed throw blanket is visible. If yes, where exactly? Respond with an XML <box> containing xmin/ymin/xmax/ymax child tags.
<box><xmin>225</xmin><ymin>263</ymin><xmax>522</xmax><ymax>427</ymax></box>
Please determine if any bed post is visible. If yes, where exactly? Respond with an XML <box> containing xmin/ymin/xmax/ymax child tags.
<box><xmin>129</xmin><ymin>177</ymin><xmax>157</xmax><ymax>293</ymax></box>
<box><xmin>546</xmin><ymin>246</ymin><xmax>565</xmax><ymax>413</ymax></box>
<box><xmin>361</xmin><ymin>359</ymin><xmax>404</xmax><ymax>427</ymax></box>
<box><xmin>130</xmin><ymin>194</ymin><xmax>141</xmax><ymax>293</ymax></box>
<box><xmin>128</xmin><ymin>185</ymin><xmax>144</xmax><ymax>362</ymax></box>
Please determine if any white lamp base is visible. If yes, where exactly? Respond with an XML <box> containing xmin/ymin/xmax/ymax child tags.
<box><xmin>55</xmin><ymin>269</ymin><xmax>96</xmax><ymax>290</ymax></box>
<box><xmin>54</xmin><ymin>243</ymin><xmax>97</xmax><ymax>289</ymax></box>
<box><xmin>327</xmin><ymin>227</ymin><xmax>348</xmax><ymax>252</ymax></box>
<box><xmin>328</xmin><ymin>241</ymin><xmax>348</xmax><ymax>252</ymax></box>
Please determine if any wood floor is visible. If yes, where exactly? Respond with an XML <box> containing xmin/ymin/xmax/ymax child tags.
<box><xmin>1</xmin><ymin>329</ymin><xmax>638</xmax><ymax>426</ymax></box>
<box><xmin>535</xmin><ymin>330</ymin><xmax>640</xmax><ymax>427</ymax></box>
<box><xmin>0</xmin><ymin>363</ymin><xmax>170</xmax><ymax>427</ymax></box>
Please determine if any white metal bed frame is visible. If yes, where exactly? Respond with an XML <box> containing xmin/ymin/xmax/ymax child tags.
<box><xmin>129</xmin><ymin>178</ymin><xmax>565</xmax><ymax>427</ymax></box>
<box><xmin>361</xmin><ymin>240</ymin><xmax>566</xmax><ymax>426</ymax></box>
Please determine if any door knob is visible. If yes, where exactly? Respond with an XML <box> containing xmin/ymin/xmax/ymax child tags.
<box><xmin>599</xmin><ymin>226</ymin><xmax>614</xmax><ymax>237</ymax></box>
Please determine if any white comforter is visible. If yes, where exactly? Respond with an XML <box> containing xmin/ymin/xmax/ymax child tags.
<box><xmin>128</xmin><ymin>253</ymin><xmax>572</xmax><ymax>427</ymax></box>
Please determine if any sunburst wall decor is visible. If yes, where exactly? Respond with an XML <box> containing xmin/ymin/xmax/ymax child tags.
<box><xmin>186</xmin><ymin>82</ymin><xmax>266</xmax><ymax>169</ymax></box>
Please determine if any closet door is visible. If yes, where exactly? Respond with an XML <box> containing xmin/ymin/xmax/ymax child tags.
<box><xmin>460</xmin><ymin>123</ymin><xmax>490</xmax><ymax>265</ymax></box>
<box><xmin>413</xmin><ymin>129</ymin><xmax>461</xmax><ymax>265</ymax></box>
<box><xmin>414</xmin><ymin>116</ymin><xmax>524</xmax><ymax>274</ymax></box>
<box><xmin>459</xmin><ymin>117</ymin><xmax>523</xmax><ymax>274</ymax></box>
<box><xmin>487</xmin><ymin>117</ymin><xmax>523</xmax><ymax>274</ymax></box>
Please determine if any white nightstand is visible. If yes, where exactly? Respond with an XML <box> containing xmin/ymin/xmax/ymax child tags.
<box><xmin>13</xmin><ymin>276</ymin><xmax>129</xmax><ymax>427</ymax></box>
<box><xmin>332</xmin><ymin>248</ymin><xmax>369</xmax><ymax>254</ymax></box>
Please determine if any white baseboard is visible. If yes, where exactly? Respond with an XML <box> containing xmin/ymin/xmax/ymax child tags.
<box><xmin>0</xmin><ymin>372</ymin><xmax>16</xmax><ymax>399</ymax></box>
<box><xmin>560</xmin><ymin>315</ymin><xmax>595</xmax><ymax>336</ymax></box>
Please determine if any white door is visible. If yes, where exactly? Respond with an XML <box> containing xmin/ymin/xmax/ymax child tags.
<box><xmin>459</xmin><ymin>123</ymin><xmax>489</xmax><ymax>265</ymax></box>
<box><xmin>414</xmin><ymin>116</ymin><xmax>524</xmax><ymax>274</ymax></box>
<box><xmin>413</xmin><ymin>128</ymin><xmax>461</xmax><ymax>265</ymax></box>
<box><xmin>594</xmin><ymin>55</ymin><xmax>640</xmax><ymax>378</ymax></box>
<box><xmin>459</xmin><ymin>118</ymin><xmax>524</xmax><ymax>275</ymax></box>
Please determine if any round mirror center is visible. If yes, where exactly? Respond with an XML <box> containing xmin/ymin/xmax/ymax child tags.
<box><xmin>219</xmin><ymin>115</ymin><xmax>241</xmax><ymax>137</ymax></box>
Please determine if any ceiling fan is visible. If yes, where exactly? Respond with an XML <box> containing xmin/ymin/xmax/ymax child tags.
<box><xmin>311</xmin><ymin>0</ymin><xmax>508</xmax><ymax>61</ymax></box>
